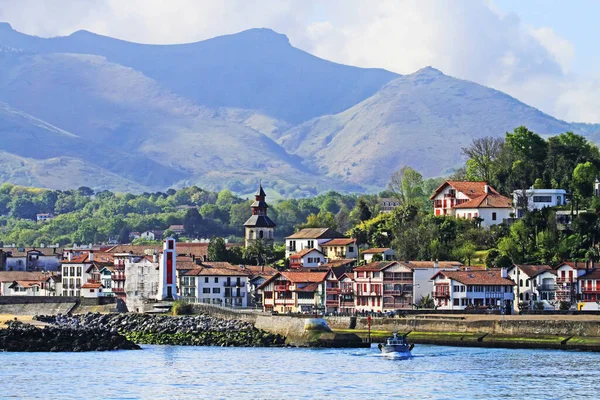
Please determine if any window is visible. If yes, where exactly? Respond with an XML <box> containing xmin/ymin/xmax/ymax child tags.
<box><xmin>453</xmin><ymin>299</ymin><xmax>460</xmax><ymax>306</ymax></box>
<box><xmin>557</xmin><ymin>196</ymin><xmax>561</xmax><ymax>204</ymax></box>
<box><xmin>203</xmin><ymin>288</ymin><xmax>210</xmax><ymax>294</ymax></box>
<box><xmin>519</xmin><ymin>279</ymin><xmax>523</xmax><ymax>286</ymax></box>
<box><xmin>492</xmin><ymin>212</ymin><xmax>497</xmax><ymax>221</ymax></box>
<box><xmin>307</xmin><ymin>240</ymin><xmax>314</xmax><ymax>248</ymax></box>
<box><xmin>214</xmin><ymin>277</ymin><xmax>218</xmax><ymax>283</ymax></box>
<box><xmin>90</xmin><ymin>289</ymin><xmax>95</xmax><ymax>293</ymax></box>
<box><xmin>348</xmin><ymin>246</ymin><xmax>354</xmax><ymax>253</ymax></box>
<box><xmin>212</xmin><ymin>288</ymin><xmax>220</xmax><ymax>294</ymax></box>
<box><xmin>259</xmin><ymin>230</ymin><xmax>264</xmax><ymax>239</ymax></box>
<box><xmin>533</xmin><ymin>196</ymin><xmax>552</xmax><ymax>203</ymax></box>
<box><xmin>205</xmin><ymin>277</ymin><xmax>209</xmax><ymax>283</ymax></box>
<box><xmin>453</xmin><ymin>286</ymin><xmax>460</xmax><ymax>292</ymax></box>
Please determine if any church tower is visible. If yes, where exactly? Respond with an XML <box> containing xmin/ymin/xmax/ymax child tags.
<box><xmin>243</xmin><ymin>183</ymin><xmax>276</xmax><ymax>247</ymax></box>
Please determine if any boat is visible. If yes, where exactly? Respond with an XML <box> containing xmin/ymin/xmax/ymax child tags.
<box><xmin>377</xmin><ymin>332</ymin><xmax>414</xmax><ymax>357</ymax></box>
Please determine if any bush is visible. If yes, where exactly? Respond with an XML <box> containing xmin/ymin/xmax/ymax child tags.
<box><xmin>533</xmin><ymin>302</ymin><xmax>544</xmax><ymax>311</ymax></box>
<box><xmin>171</xmin><ymin>300</ymin><xmax>194</xmax><ymax>316</ymax></box>
<box><xmin>559</xmin><ymin>301</ymin><xmax>572</xmax><ymax>311</ymax></box>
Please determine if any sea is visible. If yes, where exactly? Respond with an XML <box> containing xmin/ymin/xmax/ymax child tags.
<box><xmin>1</xmin><ymin>344</ymin><xmax>597</xmax><ymax>399</ymax></box>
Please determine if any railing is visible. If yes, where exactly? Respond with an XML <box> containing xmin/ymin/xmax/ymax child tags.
<box><xmin>340</xmin><ymin>287</ymin><xmax>353</xmax><ymax>294</ymax></box>
<box><xmin>326</xmin><ymin>300</ymin><xmax>338</xmax><ymax>306</ymax></box>
<box><xmin>383</xmin><ymin>290</ymin><xmax>406</xmax><ymax>296</ymax></box>
<box><xmin>113</xmin><ymin>275</ymin><xmax>126</xmax><ymax>281</ymax></box>
<box><xmin>433</xmin><ymin>289</ymin><xmax>450</xmax><ymax>298</ymax></box>
<box><xmin>556</xmin><ymin>278</ymin><xmax>575</xmax><ymax>284</ymax></box>
<box><xmin>274</xmin><ymin>299</ymin><xmax>294</xmax><ymax>305</ymax></box>
<box><xmin>275</xmin><ymin>285</ymin><xmax>290</xmax><ymax>291</ymax></box>
<box><xmin>223</xmin><ymin>281</ymin><xmax>246</xmax><ymax>287</ymax></box>
<box><xmin>581</xmin><ymin>289</ymin><xmax>600</xmax><ymax>294</ymax></box>
<box><xmin>224</xmin><ymin>292</ymin><xmax>245</xmax><ymax>298</ymax></box>
<box><xmin>537</xmin><ymin>284</ymin><xmax>557</xmax><ymax>291</ymax></box>
<box><xmin>326</xmin><ymin>287</ymin><xmax>340</xmax><ymax>293</ymax></box>
<box><xmin>113</xmin><ymin>288</ymin><xmax>125</xmax><ymax>293</ymax></box>
<box><xmin>285</xmin><ymin>246</ymin><xmax>297</xmax><ymax>252</ymax></box>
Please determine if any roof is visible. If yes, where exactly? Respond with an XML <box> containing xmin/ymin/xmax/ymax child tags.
<box><xmin>294</xmin><ymin>282</ymin><xmax>320</xmax><ymax>292</ymax></box>
<box><xmin>257</xmin><ymin>270</ymin><xmax>328</xmax><ymax>290</ymax></box>
<box><xmin>0</xmin><ymin>247</ymin><xmax>62</xmax><ymax>257</ymax></box>
<box><xmin>430</xmin><ymin>181</ymin><xmax>500</xmax><ymax>200</ymax></box>
<box><xmin>63</xmin><ymin>252</ymin><xmax>114</xmax><ymax>264</ymax></box>
<box><xmin>321</xmin><ymin>259</ymin><xmax>357</xmax><ymax>269</ymax></box>
<box><xmin>320</xmin><ymin>238</ymin><xmax>356</xmax><ymax>246</ymax></box>
<box><xmin>512</xmin><ymin>264</ymin><xmax>553</xmax><ymax>278</ymax></box>
<box><xmin>362</xmin><ymin>248</ymin><xmax>392</xmax><ymax>254</ymax></box>
<box><xmin>251</xmin><ymin>200</ymin><xmax>268</xmax><ymax>208</ymax></box>
<box><xmin>290</xmin><ymin>248</ymin><xmax>325</xmax><ymax>259</ymax></box>
<box><xmin>432</xmin><ymin>270</ymin><xmax>515</xmax><ymax>286</ymax></box>
<box><xmin>181</xmin><ymin>266</ymin><xmax>251</xmax><ymax>277</ymax></box>
<box><xmin>9</xmin><ymin>280</ymin><xmax>42</xmax><ymax>288</ymax></box>
<box><xmin>255</xmin><ymin>184</ymin><xmax>266</xmax><ymax>197</ymax></box>
<box><xmin>354</xmin><ymin>261</ymin><xmax>398</xmax><ymax>272</ymax></box>
<box><xmin>557</xmin><ymin>261</ymin><xmax>593</xmax><ymax>270</ymax></box>
<box><xmin>240</xmin><ymin>265</ymin><xmax>278</xmax><ymax>278</ymax></box>
<box><xmin>168</xmin><ymin>225</ymin><xmax>185</xmax><ymax>230</ymax></box>
<box><xmin>81</xmin><ymin>282</ymin><xmax>103</xmax><ymax>289</ymax></box>
<box><xmin>452</xmin><ymin>193</ymin><xmax>512</xmax><ymax>209</ymax></box>
<box><xmin>286</xmin><ymin>228</ymin><xmax>345</xmax><ymax>240</ymax></box>
<box><xmin>243</xmin><ymin>215</ymin><xmax>276</xmax><ymax>228</ymax></box>
<box><xmin>0</xmin><ymin>271</ymin><xmax>58</xmax><ymax>282</ymax></box>
<box><xmin>579</xmin><ymin>269</ymin><xmax>600</xmax><ymax>280</ymax></box>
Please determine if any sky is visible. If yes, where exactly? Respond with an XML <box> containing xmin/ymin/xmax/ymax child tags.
<box><xmin>0</xmin><ymin>0</ymin><xmax>598</xmax><ymax>123</ymax></box>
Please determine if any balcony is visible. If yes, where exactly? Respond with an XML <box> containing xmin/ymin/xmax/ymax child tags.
<box><xmin>326</xmin><ymin>300</ymin><xmax>339</xmax><ymax>306</ymax></box>
<box><xmin>537</xmin><ymin>284</ymin><xmax>557</xmax><ymax>291</ymax></box>
<box><xmin>223</xmin><ymin>281</ymin><xmax>246</xmax><ymax>287</ymax></box>
<box><xmin>383</xmin><ymin>290</ymin><xmax>406</xmax><ymax>296</ymax></box>
<box><xmin>224</xmin><ymin>292</ymin><xmax>245</xmax><ymax>298</ymax></box>
<box><xmin>274</xmin><ymin>299</ymin><xmax>294</xmax><ymax>305</ymax></box>
<box><xmin>383</xmin><ymin>274</ymin><xmax>413</xmax><ymax>283</ymax></box>
<box><xmin>326</xmin><ymin>287</ymin><xmax>340</xmax><ymax>294</ymax></box>
<box><xmin>581</xmin><ymin>288</ymin><xmax>600</xmax><ymax>294</ymax></box>
<box><xmin>340</xmin><ymin>287</ymin><xmax>353</xmax><ymax>294</ymax></box>
<box><xmin>275</xmin><ymin>284</ymin><xmax>290</xmax><ymax>291</ymax></box>
<box><xmin>113</xmin><ymin>275</ymin><xmax>126</xmax><ymax>281</ymax></box>
<box><xmin>556</xmin><ymin>277</ymin><xmax>575</xmax><ymax>284</ymax></box>
<box><xmin>113</xmin><ymin>287</ymin><xmax>125</xmax><ymax>293</ymax></box>
<box><xmin>433</xmin><ymin>289</ymin><xmax>450</xmax><ymax>298</ymax></box>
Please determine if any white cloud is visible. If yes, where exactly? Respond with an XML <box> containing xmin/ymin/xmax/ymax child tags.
<box><xmin>0</xmin><ymin>0</ymin><xmax>598</xmax><ymax>122</ymax></box>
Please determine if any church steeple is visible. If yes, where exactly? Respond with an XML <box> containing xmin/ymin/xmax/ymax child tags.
<box><xmin>243</xmin><ymin>182</ymin><xmax>276</xmax><ymax>247</ymax></box>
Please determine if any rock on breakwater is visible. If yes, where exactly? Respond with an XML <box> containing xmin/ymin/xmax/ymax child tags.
<box><xmin>35</xmin><ymin>313</ymin><xmax>286</xmax><ymax>347</ymax></box>
<box><xmin>0</xmin><ymin>320</ymin><xmax>140</xmax><ymax>352</ymax></box>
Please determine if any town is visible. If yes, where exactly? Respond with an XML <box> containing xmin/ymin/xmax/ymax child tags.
<box><xmin>2</xmin><ymin>174</ymin><xmax>600</xmax><ymax>316</ymax></box>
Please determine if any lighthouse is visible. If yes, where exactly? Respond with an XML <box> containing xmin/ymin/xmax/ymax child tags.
<box><xmin>157</xmin><ymin>238</ymin><xmax>177</xmax><ymax>300</ymax></box>
<box><xmin>243</xmin><ymin>183</ymin><xmax>276</xmax><ymax>247</ymax></box>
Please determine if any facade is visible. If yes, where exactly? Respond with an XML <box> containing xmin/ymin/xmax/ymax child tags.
<box><xmin>380</xmin><ymin>198</ymin><xmax>400</xmax><ymax>213</ymax></box>
<box><xmin>362</xmin><ymin>248</ymin><xmax>395</xmax><ymax>263</ymax></box>
<box><xmin>512</xmin><ymin>188</ymin><xmax>567</xmax><ymax>217</ymax></box>
<box><xmin>507</xmin><ymin>264</ymin><xmax>556</xmax><ymax>311</ymax></box>
<box><xmin>320</xmin><ymin>238</ymin><xmax>358</xmax><ymax>260</ymax></box>
<box><xmin>431</xmin><ymin>269</ymin><xmax>515</xmax><ymax>311</ymax></box>
<box><xmin>285</xmin><ymin>228</ymin><xmax>346</xmax><ymax>259</ymax></box>
<box><xmin>81</xmin><ymin>282</ymin><xmax>104</xmax><ymax>298</ymax></box>
<box><xmin>36</xmin><ymin>213</ymin><xmax>55</xmax><ymax>223</ymax></box>
<box><xmin>243</xmin><ymin>184</ymin><xmax>276</xmax><ymax>247</ymax></box>
<box><xmin>61</xmin><ymin>252</ymin><xmax>114</xmax><ymax>297</ymax></box>
<box><xmin>259</xmin><ymin>271</ymin><xmax>327</xmax><ymax>313</ymax></box>
<box><xmin>555</xmin><ymin>261</ymin><xmax>590</xmax><ymax>303</ymax></box>
<box><xmin>0</xmin><ymin>272</ymin><xmax>60</xmax><ymax>296</ymax></box>
<box><xmin>406</xmin><ymin>260</ymin><xmax>464</xmax><ymax>305</ymax></box>
<box><xmin>578</xmin><ymin>269</ymin><xmax>600</xmax><ymax>305</ymax></box>
<box><xmin>289</xmin><ymin>248</ymin><xmax>326</xmax><ymax>269</ymax></box>
<box><xmin>124</xmin><ymin>256</ymin><xmax>160</xmax><ymax>312</ymax></box>
<box><xmin>167</xmin><ymin>225</ymin><xmax>185</xmax><ymax>235</ymax></box>
<box><xmin>430</xmin><ymin>181</ymin><xmax>512</xmax><ymax>227</ymax></box>
<box><xmin>353</xmin><ymin>262</ymin><xmax>414</xmax><ymax>313</ymax></box>
<box><xmin>5</xmin><ymin>249</ymin><xmax>62</xmax><ymax>272</ymax></box>
<box><xmin>140</xmin><ymin>230</ymin><xmax>162</xmax><ymax>241</ymax></box>
<box><xmin>179</xmin><ymin>262</ymin><xmax>251</xmax><ymax>307</ymax></box>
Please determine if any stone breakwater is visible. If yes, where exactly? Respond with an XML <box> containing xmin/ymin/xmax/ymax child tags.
<box><xmin>35</xmin><ymin>313</ymin><xmax>286</xmax><ymax>347</ymax></box>
<box><xmin>0</xmin><ymin>320</ymin><xmax>140</xmax><ymax>352</ymax></box>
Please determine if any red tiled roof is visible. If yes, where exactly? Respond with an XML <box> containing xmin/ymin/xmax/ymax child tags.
<box><xmin>294</xmin><ymin>282</ymin><xmax>320</xmax><ymax>292</ymax></box>
<box><xmin>0</xmin><ymin>271</ymin><xmax>59</xmax><ymax>282</ymax></box>
<box><xmin>557</xmin><ymin>261</ymin><xmax>592</xmax><ymax>270</ymax></box>
<box><xmin>430</xmin><ymin>181</ymin><xmax>500</xmax><ymax>200</ymax></box>
<box><xmin>321</xmin><ymin>238</ymin><xmax>356</xmax><ymax>246</ymax></box>
<box><xmin>63</xmin><ymin>252</ymin><xmax>114</xmax><ymax>264</ymax></box>
<box><xmin>10</xmin><ymin>280</ymin><xmax>42</xmax><ymax>288</ymax></box>
<box><xmin>579</xmin><ymin>269</ymin><xmax>600</xmax><ymax>280</ymax></box>
<box><xmin>513</xmin><ymin>264</ymin><xmax>553</xmax><ymax>278</ymax></box>
<box><xmin>404</xmin><ymin>261</ymin><xmax>464</xmax><ymax>269</ymax></box>
<box><xmin>354</xmin><ymin>261</ymin><xmax>398</xmax><ymax>272</ymax></box>
<box><xmin>290</xmin><ymin>248</ymin><xmax>325</xmax><ymax>259</ymax></box>
<box><xmin>81</xmin><ymin>282</ymin><xmax>103</xmax><ymax>289</ymax></box>
<box><xmin>452</xmin><ymin>193</ymin><xmax>511</xmax><ymax>209</ymax></box>
<box><xmin>282</xmin><ymin>271</ymin><xmax>328</xmax><ymax>283</ymax></box>
<box><xmin>432</xmin><ymin>270</ymin><xmax>515</xmax><ymax>285</ymax></box>
<box><xmin>362</xmin><ymin>248</ymin><xmax>392</xmax><ymax>254</ymax></box>
<box><xmin>286</xmin><ymin>228</ymin><xmax>345</xmax><ymax>239</ymax></box>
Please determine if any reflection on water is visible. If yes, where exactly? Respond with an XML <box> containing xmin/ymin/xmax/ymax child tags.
<box><xmin>1</xmin><ymin>344</ymin><xmax>598</xmax><ymax>399</ymax></box>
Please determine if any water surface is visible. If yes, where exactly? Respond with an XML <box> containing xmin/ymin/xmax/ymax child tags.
<box><xmin>1</xmin><ymin>344</ymin><xmax>596</xmax><ymax>399</ymax></box>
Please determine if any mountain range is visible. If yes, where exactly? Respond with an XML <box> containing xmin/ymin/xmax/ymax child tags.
<box><xmin>0</xmin><ymin>22</ymin><xmax>598</xmax><ymax>196</ymax></box>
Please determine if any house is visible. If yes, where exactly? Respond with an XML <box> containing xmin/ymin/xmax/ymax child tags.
<box><xmin>353</xmin><ymin>261</ymin><xmax>414</xmax><ymax>313</ymax></box>
<box><xmin>507</xmin><ymin>264</ymin><xmax>556</xmax><ymax>311</ymax></box>
<box><xmin>338</xmin><ymin>273</ymin><xmax>355</xmax><ymax>314</ymax></box>
<box><xmin>259</xmin><ymin>271</ymin><xmax>328</xmax><ymax>313</ymax></box>
<box><xmin>61</xmin><ymin>251</ymin><xmax>114</xmax><ymax>297</ymax></box>
<box><xmin>129</xmin><ymin>232</ymin><xmax>141</xmax><ymax>240</ymax></box>
<box><xmin>380</xmin><ymin>198</ymin><xmax>400</xmax><ymax>213</ymax></box>
<box><xmin>323</xmin><ymin>266</ymin><xmax>349</xmax><ymax>313</ymax></box>
<box><xmin>404</xmin><ymin>260</ymin><xmax>464</xmax><ymax>305</ymax></box>
<box><xmin>178</xmin><ymin>262</ymin><xmax>251</xmax><ymax>308</ymax></box>
<box><xmin>81</xmin><ymin>282</ymin><xmax>104</xmax><ymax>298</ymax></box>
<box><xmin>243</xmin><ymin>184</ymin><xmax>276</xmax><ymax>247</ymax></box>
<box><xmin>320</xmin><ymin>238</ymin><xmax>358</xmax><ymax>260</ymax></box>
<box><xmin>167</xmin><ymin>225</ymin><xmax>185</xmax><ymax>235</ymax></box>
<box><xmin>555</xmin><ymin>261</ymin><xmax>591</xmax><ymax>303</ymax></box>
<box><xmin>289</xmin><ymin>248</ymin><xmax>327</xmax><ymax>269</ymax></box>
<box><xmin>140</xmin><ymin>230</ymin><xmax>163</xmax><ymax>241</ymax></box>
<box><xmin>512</xmin><ymin>188</ymin><xmax>568</xmax><ymax>217</ymax></box>
<box><xmin>285</xmin><ymin>228</ymin><xmax>346</xmax><ymax>258</ymax></box>
<box><xmin>36</xmin><ymin>213</ymin><xmax>55</xmax><ymax>223</ymax></box>
<box><xmin>431</xmin><ymin>269</ymin><xmax>515</xmax><ymax>311</ymax></box>
<box><xmin>577</xmin><ymin>269</ymin><xmax>600</xmax><ymax>309</ymax></box>
<box><xmin>242</xmin><ymin>265</ymin><xmax>278</xmax><ymax>307</ymax></box>
<box><xmin>430</xmin><ymin>181</ymin><xmax>512</xmax><ymax>227</ymax></box>
<box><xmin>0</xmin><ymin>271</ymin><xmax>60</xmax><ymax>296</ymax></box>
<box><xmin>4</xmin><ymin>248</ymin><xmax>62</xmax><ymax>271</ymax></box>
<box><xmin>362</xmin><ymin>248</ymin><xmax>395</xmax><ymax>262</ymax></box>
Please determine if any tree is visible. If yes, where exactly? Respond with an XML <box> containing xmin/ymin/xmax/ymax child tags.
<box><xmin>183</xmin><ymin>208</ymin><xmax>204</xmax><ymax>237</ymax></box>
<box><xmin>245</xmin><ymin>238</ymin><xmax>273</xmax><ymax>265</ymax></box>
<box><xmin>118</xmin><ymin>227</ymin><xmax>130</xmax><ymax>244</ymax></box>
<box><xmin>356</xmin><ymin>199</ymin><xmax>372</xmax><ymax>221</ymax></box>
<box><xmin>77</xmin><ymin>186</ymin><xmax>94</xmax><ymax>197</ymax></box>
<box><xmin>208</xmin><ymin>236</ymin><xmax>229</xmax><ymax>261</ymax></box>
<box><xmin>461</xmin><ymin>137</ymin><xmax>505</xmax><ymax>184</ymax></box>
<box><xmin>453</xmin><ymin>242</ymin><xmax>477</xmax><ymax>266</ymax></box>
<box><xmin>10</xmin><ymin>198</ymin><xmax>38</xmax><ymax>220</ymax></box>
<box><xmin>387</xmin><ymin>166</ymin><xmax>424</xmax><ymax>207</ymax></box>
<box><xmin>573</xmin><ymin>161</ymin><xmax>598</xmax><ymax>199</ymax></box>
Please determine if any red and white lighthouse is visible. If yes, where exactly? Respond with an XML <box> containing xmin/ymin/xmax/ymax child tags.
<box><xmin>157</xmin><ymin>238</ymin><xmax>177</xmax><ymax>300</ymax></box>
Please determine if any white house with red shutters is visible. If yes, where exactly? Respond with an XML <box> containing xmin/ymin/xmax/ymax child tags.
<box><xmin>353</xmin><ymin>261</ymin><xmax>414</xmax><ymax>313</ymax></box>
<box><xmin>289</xmin><ymin>248</ymin><xmax>327</xmax><ymax>269</ymax></box>
<box><xmin>430</xmin><ymin>181</ymin><xmax>512</xmax><ymax>227</ymax></box>
<box><xmin>431</xmin><ymin>269</ymin><xmax>515</xmax><ymax>311</ymax></box>
<box><xmin>555</xmin><ymin>261</ymin><xmax>590</xmax><ymax>304</ymax></box>
<box><xmin>578</xmin><ymin>268</ymin><xmax>600</xmax><ymax>309</ymax></box>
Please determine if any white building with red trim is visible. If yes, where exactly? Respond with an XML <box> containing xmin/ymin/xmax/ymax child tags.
<box><xmin>353</xmin><ymin>261</ymin><xmax>414</xmax><ymax>312</ymax></box>
<box><xmin>289</xmin><ymin>248</ymin><xmax>327</xmax><ymax>269</ymax></box>
<box><xmin>555</xmin><ymin>261</ymin><xmax>590</xmax><ymax>303</ymax></box>
<box><xmin>430</xmin><ymin>181</ymin><xmax>512</xmax><ymax>227</ymax></box>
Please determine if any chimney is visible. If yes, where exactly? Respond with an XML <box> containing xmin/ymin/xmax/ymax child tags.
<box><xmin>67</xmin><ymin>252</ymin><xmax>72</xmax><ymax>262</ymax></box>
<box><xmin>261</xmin><ymin>265</ymin><xmax>264</xmax><ymax>272</ymax></box>
<box><xmin>88</xmin><ymin>251</ymin><xmax>94</xmax><ymax>262</ymax></box>
<box><xmin>484</xmin><ymin>184</ymin><xmax>489</xmax><ymax>194</ymax></box>
<box><xmin>501</xmin><ymin>267</ymin><xmax>508</xmax><ymax>278</ymax></box>
<box><xmin>434</xmin><ymin>259</ymin><xmax>439</xmax><ymax>269</ymax></box>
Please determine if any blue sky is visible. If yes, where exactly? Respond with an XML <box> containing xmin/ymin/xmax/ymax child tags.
<box><xmin>0</xmin><ymin>0</ymin><xmax>598</xmax><ymax>123</ymax></box>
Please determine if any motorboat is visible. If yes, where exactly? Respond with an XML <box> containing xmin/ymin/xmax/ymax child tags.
<box><xmin>378</xmin><ymin>332</ymin><xmax>414</xmax><ymax>357</ymax></box>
